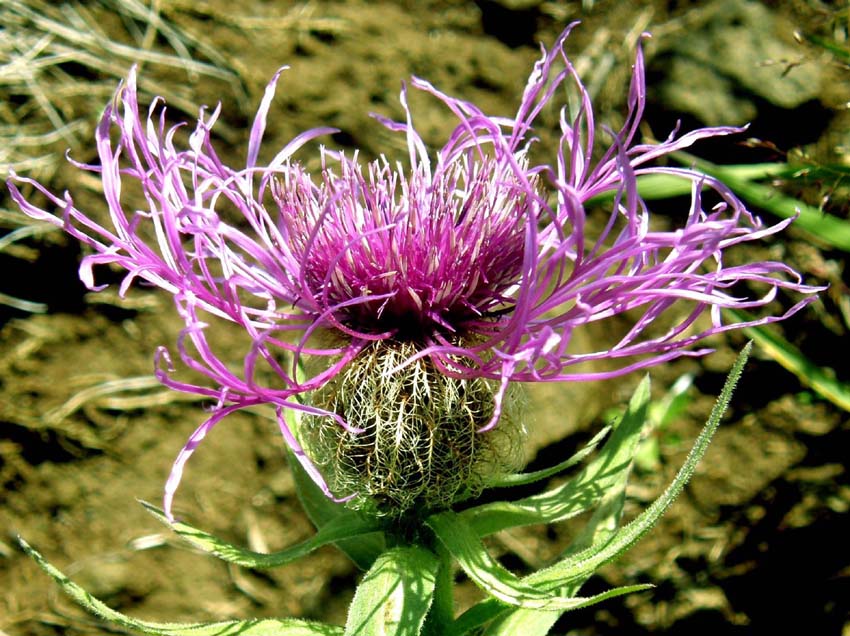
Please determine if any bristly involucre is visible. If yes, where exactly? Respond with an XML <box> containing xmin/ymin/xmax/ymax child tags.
<box><xmin>302</xmin><ymin>340</ymin><xmax>525</xmax><ymax>517</ymax></box>
<box><xmin>8</xmin><ymin>23</ymin><xmax>822</xmax><ymax>517</ymax></box>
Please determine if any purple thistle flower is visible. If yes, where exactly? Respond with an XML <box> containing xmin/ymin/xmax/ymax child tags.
<box><xmin>8</xmin><ymin>25</ymin><xmax>820</xmax><ymax>517</ymax></box>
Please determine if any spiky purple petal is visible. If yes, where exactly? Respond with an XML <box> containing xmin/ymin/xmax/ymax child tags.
<box><xmin>8</xmin><ymin>25</ymin><xmax>822</xmax><ymax>515</ymax></box>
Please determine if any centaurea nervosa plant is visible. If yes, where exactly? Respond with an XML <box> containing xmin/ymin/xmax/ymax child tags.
<box><xmin>9</xmin><ymin>25</ymin><xmax>818</xmax><ymax>524</ymax></box>
<box><xmin>11</xmin><ymin>23</ymin><xmax>826</xmax><ymax>636</ymax></box>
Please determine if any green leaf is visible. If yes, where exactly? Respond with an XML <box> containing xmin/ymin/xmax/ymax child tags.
<box><xmin>421</xmin><ymin>544</ymin><xmax>455</xmax><ymax>636</ymax></box>
<box><xmin>459</xmin><ymin>376</ymin><xmax>652</xmax><ymax>537</ymax></box>
<box><xmin>287</xmin><ymin>449</ymin><xmax>386</xmax><ymax>570</ymax></box>
<box><xmin>487</xmin><ymin>425</ymin><xmax>611</xmax><ymax>488</ymax></box>
<box><xmin>427</xmin><ymin>511</ymin><xmax>554</xmax><ymax>608</ymax></box>
<box><xmin>427</xmin><ymin>512</ymin><xmax>650</xmax><ymax>615</ymax></box>
<box><xmin>726</xmin><ymin>308</ymin><xmax>850</xmax><ymax>413</ymax></box>
<box><xmin>481</xmin><ymin>608</ymin><xmax>562</xmax><ymax>636</ymax></box>
<box><xmin>801</xmin><ymin>32</ymin><xmax>850</xmax><ymax>63</ymax></box>
<box><xmin>525</xmin><ymin>343</ymin><xmax>752</xmax><ymax>592</ymax></box>
<box><xmin>17</xmin><ymin>537</ymin><xmax>342</xmax><ymax>636</ymax></box>
<box><xmin>600</xmin><ymin>156</ymin><xmax>850</xmax><ymax>251</ymax></box>
<box><xmin>631</xmin><ymin>173</ymin><xmax>693</xmax><ymax>199</ymax></box>
<box><xmin>562</xmin><ymin>384</ymin><xmax>663</xmax><ymax>559</ymax></box>
<box><xmin>677</xmin><ymin>154</ymin><xmax>850</xmax><ymax>252</ymax></box>
<box><xmin>452</xmin><ymin>584</ymin><xmax>651</xmax><ymax>636</ymax></box>
<box><xmin>635</xmin><ymin>373</ymin><xmax>695</xmax><ymax>472</ymax></box>
<box><xmin>591</xmin><ymin>163</ymin><xmax>793</xmax><ymax>205</ymax></box>
<box><xmin>478</xmin><ymin>413</ymin><xmax>644</xmax><ymax>634</ymax></box>
<box><xmin>454</xmin><ymin>345</ymin><xmax>750</xmax><ymax>633</ymax></box>
<box><xmin>343</xmin><ymin>546</ymin><xmax>439</xmax><ymax>636</ymax></box>
<box><xmin>141</xmin><ymin>500</ymin><xmax>381</xmax><ymax>569</ymax></box>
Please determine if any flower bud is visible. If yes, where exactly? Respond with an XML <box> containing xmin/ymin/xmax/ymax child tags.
<box><xmin>303</xmin><ymin>340</ymin><xmax>526</xmax><ymax>517</ymax></box>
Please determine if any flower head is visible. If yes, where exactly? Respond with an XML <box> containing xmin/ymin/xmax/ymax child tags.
<box><xmin>8</xmin><ymin>24</ymin><xmax>820</xmax><ymax>517</ymax></box>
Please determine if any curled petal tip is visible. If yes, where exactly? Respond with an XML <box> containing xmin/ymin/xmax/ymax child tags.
<box><xmin>6</xmin><ymin>23</ymin><xmax>820</xmax><ymax>513</ymax></box>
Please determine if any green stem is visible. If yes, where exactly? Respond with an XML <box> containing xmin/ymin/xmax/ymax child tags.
<box><xmin>423</xmin><ymin>543</ymin><xmax>455</xmax><ymax>636</ymax></box>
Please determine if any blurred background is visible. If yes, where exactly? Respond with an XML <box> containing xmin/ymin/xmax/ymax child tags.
<box><xmin>0</xmin><ymin>1</ymin><xmax>848</xmax><ymax>634</ymax></box>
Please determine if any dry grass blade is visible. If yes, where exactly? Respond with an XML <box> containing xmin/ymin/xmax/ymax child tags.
<box><xmin>168</xmin><ymin>0</ymin><xmax>346</xmax><ymax>37</ymax></box>
<box><xmin>0</xmin><ymin>0</ymin><xmax>249</xmax><ymax>312</ymax></box>
<box><xmin>43</xmin><ymin>375</ymin><xmax>207</xmax><ymax>425</ymax></box>
<box><xmin>0</xmin><ymin>0</ymin><xmax>245</xmax><ymax>183</ymax></box>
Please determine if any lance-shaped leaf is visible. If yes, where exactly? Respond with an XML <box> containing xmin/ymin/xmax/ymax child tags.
<box><xmin>677</xmin><ymin>154</ymin><xmax>850</xmax><ymax>251</ymax></box>
<box><xmin>455</xmin><ymin>344</ymin><xmax>750</xmax><ymax>633</ymax></box>
<box><xmin>481</xmin><ymin>608</ymin><xmax>562</xmax><ymax>636</ymax></box>
<box><xmin>487</xmin><ymin>425</ymin><xmax>611</xmax><ymax>489</ymax></box>
<box><xmin>460</xmin><ymin>377</ymin><xmax>651</xmax><ymax>537</ymax></box>
<box><xmin>462</xmin><ymin>494</ymin><xmax>650</xmax><ymax>636</ymax></box>
<box><xmin>427</xmin><ymin>511</ymin><xmax>552</xmax><ymax>608</ymax></box>
<box><xmin>525</xmin><ymin>343</ymin><xmax>752</xmax><ymax>591</ymax></box>
<box><xmin>482</xmin><ymin>391</ymin><xmax>653</xmax><ymax>634</ymax></box>
<box><xmin>479</xmin><ymin>450</ymin><xmax>645</xmax><ymax>635</ymax></box>
<box><xmin>726</xmin><ymin>308</ymin><xmax>850</xmax><ymax>412</ymax></box>
<box><xmin>17</xmin><ymin>537</ymin><xmax>343</xmax><ymax>636</ymax></box>
<box><xmin>427</xmin><ymin>511</ymin><xmax>649</xmax><ymax>613</ymax></box>
<box><xmin>451</xmin><ymin>584</ymin><xmax>649</xmax><ymax>636</ymax></box>
<box><xmin>343</xmin><ymin>546</ymin><xmax>438</xmax><ymax>636</ymax></box>
<box><xmin>141</xmin><ymin>500</ymin><xmax>381</xmax><ymax>569</ymax></box>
